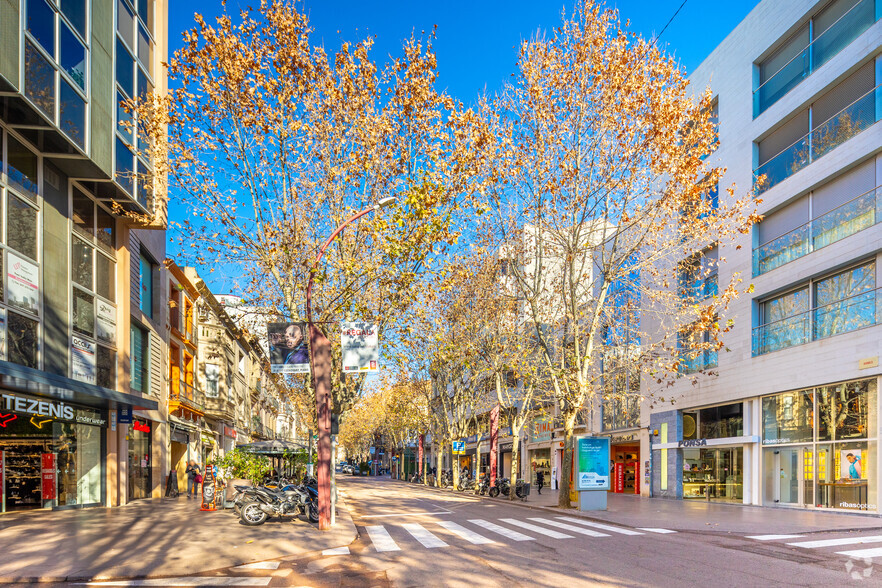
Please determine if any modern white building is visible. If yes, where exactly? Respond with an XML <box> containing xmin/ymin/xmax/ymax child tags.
<box><xmin>647</xmin><ymin>0</ymin><xmax>882</xmax><ymax>513</ymax></box>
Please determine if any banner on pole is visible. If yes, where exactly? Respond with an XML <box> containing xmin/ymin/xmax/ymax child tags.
<box><xmin>340</xmin><ymin>322</ymin><xmax>379</xmax><ymax>373</ymax></box>
<box><xmin>268</xmin><ymin>322</ymin><xmax>310</xmax><ymax>374</ymax></box>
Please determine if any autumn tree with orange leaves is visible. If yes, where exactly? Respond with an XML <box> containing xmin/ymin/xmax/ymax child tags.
<box><xmin>479</xmin><ymin>1</ymin><xmax>761</xmax><ymax>507</ymax></box>
<box><xmin>136</xmin><ymin>1</ymin><xmax>490</xmax><ymax>416</ymax></box>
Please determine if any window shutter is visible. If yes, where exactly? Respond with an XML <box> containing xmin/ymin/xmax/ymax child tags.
<box><xmin>812</xmin><ymin>158</ymin><xmax>876</xmax><ymax>217</ymax></box>
<box><xmin>150</xmin><ymin>329</ymin><xmax>162</xmax><ymax>397</ymax></box>
<box><xmin>811</xmin><ymin>61</ymin><xmax>875</xmax><ymax>128</ymax></box>
<box><xmin>758</xmin><ymin>195</ymin><xmax>809</xmax><ymax>243</ymax></box>
<box><xmin>130</xmin><ymin>233</ymin><xmax>141</xmax><ymax>309</ymax></box>
<box><xmin>758</xmin><ymin>110</ymin><xmax>809</xmax><ymax>166</ymax></box>
<box><xmin>131</xmin><ymin>325</ymin><xmax>144</xmax><ymax>393</ymax></box>
<box><xmin>759</xmin><ymin>24</ymin><xmax>810</xmax><ymax>85</ymax></box>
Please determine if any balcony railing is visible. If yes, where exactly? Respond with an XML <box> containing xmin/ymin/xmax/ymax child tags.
<box><xmin>169</xmin><ymin>381</ymin><xmax>204</xmax><ymax>412</ymax></box>
<box><xmin>754</xmin><ymin>185</ymin><xmax>881</xmax><ymax>275</ymax></box>
<box><xmin>755</xmin><ymin>84</ymin><xmax>879</xmax><ymax>194</ymax></box>
<box><xmin>753</xmin><ymin>0</ymin><xmax>878</xmax><ymax>117</ymax></box>
<box><xmin>679</xmin><ymin>350</ymin><xmax>718</xmax><ymax>375</ymax></box>
<box><xmin>752</xmin><ymin>287</ymin><xmax>881</xmax><ymax>355</ymax></box>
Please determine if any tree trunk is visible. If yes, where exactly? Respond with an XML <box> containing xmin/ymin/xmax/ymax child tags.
<box><xmin>558</xmin><ymin>412</ymin><xmax>578</xmax><ymax>508</ymax></box>
<box><xmin>436</xmin><ymin>445</ymin><xmax>444</xmax><ymax>487</ymax></box>
<box><xmin>509</xmin><ymin>431</ymin><xmax>521</xmax><ymax>501</ymax></box>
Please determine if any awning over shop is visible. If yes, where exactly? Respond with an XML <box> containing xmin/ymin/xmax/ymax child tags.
<box><xmin>0</xmin><ymin>360</ymin><xmax>159</xmax><ymax>411</ymax></box>
<box><xmin>237</xmin><ymin>439</ymin><xmax>307</xmax><ymax>455</ymax></box>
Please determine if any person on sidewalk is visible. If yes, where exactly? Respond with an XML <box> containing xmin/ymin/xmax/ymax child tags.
<box><xmin>186</xmin><ymin>460</ymin><xmax>201</xmax><ymax>498</ymax></box>
<box><xmin>536</xmin><ymin>470</ymin><xmax>545</xmax><ymax>495</ymax></box>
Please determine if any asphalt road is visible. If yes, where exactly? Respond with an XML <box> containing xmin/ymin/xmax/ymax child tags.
<box><xmin>79</xmin><ymin>476</ymin><xmax>880</xmax><ymax>587</ymax></box>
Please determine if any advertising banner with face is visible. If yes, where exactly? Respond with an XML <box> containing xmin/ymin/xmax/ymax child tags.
<box><xmin>268</xmin><ymin>322</ymin><xmax>310</xmax><ymax>374</ymax></box>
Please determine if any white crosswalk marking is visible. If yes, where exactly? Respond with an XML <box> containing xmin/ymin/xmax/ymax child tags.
<box><xmin>500</xmin><ymin>518</ymin><xmax>573</xmax><ymax>539</ymax></box>
<box><xmin>78</xmin><ymin>580</ymin><xmax>272</xmax><ymax>586</ymax></box>
<box><xmin>366</xmin><ymin>525</ymin><xmax>401</xmax><ymax>552</ymax></box>
<box><xmin>436</xmin><ymin>521</ymin><xmax>496</xmax><ymax>544</ymax></box>
<box><xmin>745</xmin><ymin>534</ymin><xmax>804</xmax><ymax>541</ymax></box>
<box><xmin>556</xmin><ymin>517</ymin><xmax>644</xmax><ymax>536</ymax></box>
<box><xmin>837</xmin><ymin>547</ymin><xmax>882</xmax><ymax>559</ymax></box>
<box><xmin>468</xmin><ymin>519</ymin><xmax>535</xmax><ymax>541</ymax></box>
<box><xmin>231</xmin><ymin>561</ymin><xmax>280</xmax><ymax>570</ymax></box>
<box><xmin>637</xmin><ymin>528</ymin><xmax>677</xmax><ymax>534</ymax></box>
<box><xmin>403</xmin><ymin>522</ymin><xmax>449</xmax><ymax>548</ymax></box>
<box><xmin>787</xmin><ymin>535</ymin><xmax>882</xmax><ymax>549</ymax></box>
<box><xmin>527</xmin><ymin>518</ymin><xmax>609</xmax><ymax>537</ymax></box>
<box><xmin>322</xmin><ymin>546</ymin><xmax>351</xmax><ymax>555</ymax></box>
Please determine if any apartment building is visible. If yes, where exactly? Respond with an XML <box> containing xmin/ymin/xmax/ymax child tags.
<box><xmin>0</xmin><ymin>0</ymin><xmax>171</xmax><ymax>511</ymax></box>
<box><xmin>647</xmin><ymin>0</ymin><xmax>882</xmax><ymax>513</ymax></box>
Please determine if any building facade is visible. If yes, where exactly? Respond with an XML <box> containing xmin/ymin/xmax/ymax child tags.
<box><xmin>0</xmin><ymin>0</ymin><xmax>171</xmax><ymax>510</ymax></box>
<box><xmin>648</xmin><ymin>0</ymin><xmax>882</xmax><ymax>513</ymax></box>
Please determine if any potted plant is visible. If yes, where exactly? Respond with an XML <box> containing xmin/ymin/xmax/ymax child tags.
<box><xmin>214</xmin><ymin>449</ymin><xmax>272</xmax><ymax>503</ymax></box>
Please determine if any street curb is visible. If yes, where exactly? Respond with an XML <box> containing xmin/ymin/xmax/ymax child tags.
<box><xmin>0</xmin><ymin>494</ymin><xmax>360</xmax><ymax>585</ymax></box>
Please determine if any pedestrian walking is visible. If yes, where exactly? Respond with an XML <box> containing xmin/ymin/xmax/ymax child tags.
<box><xmin>536</xmin><ymin>470</ymin><xmax>545</xmax><ymax>495</ymax></box>
<box><xmin>186</xmin><ymin>460</ymin><xmax>201</xmax><ymax>498</ymax></box>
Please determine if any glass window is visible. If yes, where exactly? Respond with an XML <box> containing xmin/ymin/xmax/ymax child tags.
<box><xmin>139</xmin><ymin>253</ymin><xmax>153</xmax><ymax>317</ymax></box>
<box><xmin>130</xmin><ymin>324</ymin><xmax>148</xmax><ymax>393</ymax></box>
<box><xmin>96</xmin><ymin>253</ymin><xmax>115</xmax><ymax>302</ymax></box>
<box><xmin>117</xmin><ymin>0</ymin><xmax>135</xmax><ymax>49</ymax></box>
<box><xmin>27</xmin><ymin>0</ymin><xmax>56</xmax><ymax>55</ymax></box>
<box><xmin>698</xmin><ymin>403</ymin><xmax>743</xmax><ymax>439</ymax></box>
<box><xmin>116</xmin><ymin>39</ymin><xmax>135</xmax><ymax>98</ymax></box>
<box><xmin>71</xmin><ymin>236</ymin><xmax>92</xmax><ymax>287</ymax></box>
<box><xmin>115</xmin><ymin>138</ymin><xmax>134</xmax><ymax>195</ymax></box>
<box><xmin>818</xmin><ymin>379</ymin><xmax>876</xmax><ymax>441</ymax></box>
<box><xmin>762</xmin><ymin>390</ymin><xmax>814</xmax><ymax>444</ymax></box>
<box><xmin>72</xmin><ymin>188</ymin><xmax>94</xmax><ymax>236</ymax></box>
<box><xmin>138</xmin><ymin>0</ymin><xmax>153</xmax><ymax>31</ymax></box>
<box><xmin>137</xmin><ymin>67</ymin><xmax>150</xmax><ymax>103</ymax></box>
<box><xmin>814</xmin><ymin>262</ymin><xmax>876</xmax><ymax>339</ymax></box>
<box><xmin>60</xmin><ymin>21</ymin><xmax>86</xmax><ymax>89</ymax></box>
<box><xmin>815</xmin><ymin>262</ymin><xmax>875</xmax><ymax>306</ymax></box>
<box><xmin>25</xmin><ymin>41</ymin><xmax>56</xmax><ymax>120</ymax></box>
<box><xmin>97</xmin><ymin>346</ymin><xmax>115</xmax><ymax>389</ymax></box>
<box><xmin>8</xmin><ymin>312</ymin><xmax>38</xmax><ymax>369</ymax></box>
<box><xmin>116</xmin><ymin>91</ymin><xmax>133</xmax><ymax>141</ymax></box>
<box><xmin>59</xmin><ymin>77</ymin><xmax>86</xmax><ymax>149</ymax></box>
<box><xmin>7</xmin><ymin>196</ymin><xmax>38</xmax><ymax>261</ymax></box>
<box><xmin>97</xmin><ymin>207</ymin><xmax>115</xmax><ymax>250</ymax></box>
<box><xmin>205</xmin><ymin>363</ymin><xmax>219</xmax><ymax>397</ymax></box>
<box><xmin>7</xmin><ymin>136</ymin><xmax>39</xmax><ymax>199</ymax></box>
<box><xmin>60</xmin><ymin>0</ymin><xmax>87</xmax><ymax>38</ymax></box>
<box><xmin>72</xmin><ymin>288</ymin><xmax>94</xmax><ymax>337</ymax></box>
<box><xmin>137</xmin><ymin>24</ymin><xmax>152</xmax><ymax>73</ymax></box>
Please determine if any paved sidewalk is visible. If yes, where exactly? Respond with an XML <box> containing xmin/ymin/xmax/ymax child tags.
<box><xmin>0</xmin><ymin>494</ymin><xmax>357</xmax><ymax>583</ymax></box>
<box><xmin>389</xmin><ymin>477</ymin><xmax>882</xmax><ymax>535</ymax></box>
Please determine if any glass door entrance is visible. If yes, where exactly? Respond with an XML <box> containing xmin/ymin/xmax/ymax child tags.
<box><xmin>764</xmin><ymin>446</ymin><xmax>814</xmax><ymax>506</ymax></box>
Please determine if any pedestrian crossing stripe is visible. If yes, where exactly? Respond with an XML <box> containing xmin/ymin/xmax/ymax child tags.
<box><xmin>637</xmin><ymin>528</ymin><xmax>677</xmax><ymax>534</ymax></box>
<box><xmin>231</xmin><ymin>561</ymin><xmax>281</xmax><ymax>570</ymax></box>
<box><xmin>321</xmin><ymin>546</ymin><xmax>351</xmax><ymax>555</ymax></box>
<box><xmin>77</xmin><ymin>580</ymin><xmax>272</xmax><ymax>587</ymax></box>
<box><xmin>402</xmin><ymin>522</ymin><xmax>448</xmax><ymax>548</ymax></box>
<box><xmin>468</xmin><ymin>519</ymin><xmax>535</xmax><ymax>541</ymax></box>
<box><xmin>556</xmin><ymin>517</ymin><xmax>644</xmax><ymax>536</ymax></box>
<box><xmin>436</xmin><ymin>521</ymin><xmax>496</xmax><ymax>544</ymax></box>
<box><xmin>745</xmin><ymin>534</ymin><xmax>804</xmax><ymax>541</ymax></box>
<box><xmin>526</xmin><ymin>518</ymin><xmax>609</xmax><ymax>537</ymax></box>
<box><xmin>499</xmin><ymin>518</ymin><xmax>574</xmax><ymax>539</ymax></box>
<box><xmin>366</xmin><ymin>525</ymin><xmax>401</xmax><ymax>552</ymax></box>
<box><xmin>787</xmin><ymin>535</ymin><xmax>882</xmax><ymax>549</ymax></box>
<box><xmin>836</xmin><ymin>547</ymin><xmax>882</xmax><ymax>559</ymax></box>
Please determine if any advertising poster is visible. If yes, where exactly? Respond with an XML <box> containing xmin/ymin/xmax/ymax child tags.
<box><xmin>340</xmin><ymin>322</ymin><xmax>379</xmax><ymax>373</ymax></box>
<box><xmin>840</xmin><ymin>449</ymin><xmax>864</xmax><ymax>480</ymax></box>
<box><xmin>575</xmin><ymin>436</ymin><xmax>610</xmax><ymax>491</ymax></box>
<box><xmin>41</xmin><ymin>453</ymin><xmax>56</xmax><ymax>501</ymax></box>
<box><xmin>96</xmin><ymin>300</ymin><xmax>116</xmax><ymax>345</ymax></box>
<box><xmin>267</xmin><ymin>322</ymin><xmax>310</xmax><ymax>374</ymax></box>
<box><xmin>7</xmin><ymin>252</ymin><xmax>39</xmax><ymax>314</ymax></box>
<box><xmin>71</xmin><ymin>335</ymin><xmax>96</xmax><ymax>385</ymax></box>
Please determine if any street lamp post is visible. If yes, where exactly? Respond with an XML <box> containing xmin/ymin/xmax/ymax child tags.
<box><xmin>306</xmin><ymin>197</ymin><xmax>396</xmax><ymax>530</ymax></box>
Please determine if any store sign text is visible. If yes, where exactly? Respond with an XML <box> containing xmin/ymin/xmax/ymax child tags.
<box><xmin>134</xmin><ymin>421</ymin><xmax>151</xmax><ymax>433</ymax></box>
<box><xmin>2</xmin><ymin>393</ymin><xmax>74</xmax><ymax>420</ymax></box>
<box><xmin>678</xmin><ymin>439</ymin><xmax>708</xmax><ymax>447</ymax></box>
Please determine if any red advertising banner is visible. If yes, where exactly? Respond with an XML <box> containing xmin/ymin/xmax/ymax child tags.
<box><xmin>41</xmin><ymin>453</ymin><xmax>57</xmax><ymax>501</ymax></box>
<box><xmin>489</xmin><ymin>404</ymin><xmax>499</xmax><ymax>488</ymax></box>
<box><xmin>632</xmin><ymin>462</ymin><xmax>640</xmax><ymax>495</ymax></box>
<box><xmin>614</xmin><ymin>462</ymin><xmax>624</xmax><ymax>493</ymax></box>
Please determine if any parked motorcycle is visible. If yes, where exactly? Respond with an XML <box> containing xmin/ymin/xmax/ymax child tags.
<box><xmin>438</xmin><ymin>470</ymin><xmax>453</xmax><ymax>488</ymax></box>
<box><xmin>237</xmin><ymin>482</ymin><xmax>319</xmax><ymax>526</ymax></box>
<box><xmin>475</xmin><ymin>476</ymin><xmax>491</xmax><ymax>495</ymax></box>
<box><xmin>410</xmin><ymin>472</ymin><xmax>423</xmax><ymax>484</ymax></box>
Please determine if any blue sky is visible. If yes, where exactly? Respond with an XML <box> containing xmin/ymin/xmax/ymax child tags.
<box><xmin>167</xmin><ymin>0</ymin><xmax>761</xmax><ymax>291</ymax></box>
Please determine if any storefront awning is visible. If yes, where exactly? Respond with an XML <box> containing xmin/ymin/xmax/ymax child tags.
<box><xmin>0</xmin><ymin>360</ymin><xmax>159</xmax><ymax>411</ymax></box>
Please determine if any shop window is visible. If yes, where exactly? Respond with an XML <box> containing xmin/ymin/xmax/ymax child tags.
<box><xmin>97</xmin><ymin>346</ymin><xmax>115</xmax><ymax>389</ymax></box>
<box><xmin>762</xmin><ymin>390</ymin><xmax>814</xmax><ymax>444</ymax></box>
<box><xmin>698</xmin><ymin>403</ymin><xmax>743</xmax><ymax>439</ymax></box>
<box><xmin>818</xmin><ymin>379</ymin><xmax>876</xmax><ymax>442</ymax></box>
<box><xmin>8</xmin><ymin>195</ymin><xmax>39</xmax><ymax>261</ymax></box>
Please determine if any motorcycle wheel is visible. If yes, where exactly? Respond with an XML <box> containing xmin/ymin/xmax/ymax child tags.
<box><xmin>233</xmin><ymin>502</ymin><xmax>243</xmax><ymax>517</ymax></box>
<box><xmin>240</xmin><ymin>501</ymin><xmax>269</xmax><ymax>526</ymax></box>
<box><xmin>488</xmin><ymin>487</ymin><xmax>499</xmax><ymax>498</ymax></box>
<box><xmin>308</xmin><ymin>501</ymin><xmax>319</xmax><ymax>523</ymax></box>
<box><xmin>515</xmin><ymin>487</ymin><xmax>525</xmax><ymax>499</ymax></box>
<box><xmin>480</xmin><ymin>487</ymin><xmax>487</xmax><ymax>495</ymax></box>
